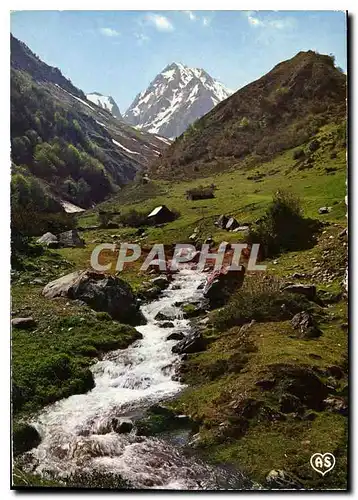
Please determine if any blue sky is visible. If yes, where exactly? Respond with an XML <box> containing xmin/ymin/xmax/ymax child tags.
<box><xmin>10</xmin><ymin>10</ymin><xmax>347</xmax><ymax>112</ymax></box>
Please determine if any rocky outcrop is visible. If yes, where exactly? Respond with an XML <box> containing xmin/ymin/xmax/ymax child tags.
<box><xmin>204</xmin><ymin>266</ymin><xmax>245</xmax><ymax>307</ymax></box>
<box><xmin>291</xmin><ymin>311</ymin><xmax>322</xmax><ymax>339</ymax></box>
<box><xmin>323</xmin><ymin>396</ymin><xmax>348</xmax><ymax>416</ymax></box>
<box><xmin>58</xmin><ymin>229</ymin><xmax>85</xmax><ymax>248</ymax></box>
<box><xmin>42</xmin><ymin>270</ymin><xmax>145</xmax><ymax>325</ymax></box>
<box><xmin>37</xmin><ymin>230</ymin><xmax>85</xmax><ymax>248</ymax></box>
<box><xmin>270</xmin><ymin>364</ymin><xmax>329</xmax><ymax>410</ymax></box>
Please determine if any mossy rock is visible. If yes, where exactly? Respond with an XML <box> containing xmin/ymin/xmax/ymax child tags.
<box><xmin>135</xmin><ymin>405</ymin><xmax>194</xmax><ymax>436</ymax></box>
<box><xmin>13</xmin><ymin>423</ymin><xmax>41</xmax><ymax>456</ymax></box>
<box><xmin>182</xmin><ymin>303</ymin><xmax>204</xmax><ymax>319</ymax></box>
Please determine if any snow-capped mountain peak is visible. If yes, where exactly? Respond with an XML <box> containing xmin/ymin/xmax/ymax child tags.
<box><xmin>86</xmin><ymin>92</ymin><xmax>122</xmax><ymax>119</ymax></box>
<box><xmin>123</xmin><ymin>63</ymin><xmax>232</xmax><ymax>138</ymax></box>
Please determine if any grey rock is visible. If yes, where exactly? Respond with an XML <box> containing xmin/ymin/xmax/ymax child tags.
<box><xmin>204</xmin><ymin>267</ymin><xmax>245</xmax><ymax>306</ymax></box>
<box><xmin>140</xmin><ymin>286</ymin><xmax>162</xmax><ymax>301</ymax></box>
<box><xmin>155</xmin><ymin>306</ymin><xmax>178</xmax><ymax>321</ymax></box>
<box><xmin>291</xmin><ymin>311</ymin><xmax>322</xmax><ymax>339</ymax></box>
<box><xmin>172</xmin><ymin>329</ymin><xmax>206</xmax><ymax>354</ymax></box>
<box><xmin>318</xmin><ymin>206</ymin><xmax>331</xmax><ymax>214</ymax></box>
<box><xmin>112</xmin><ymin>418</ymin><xmax>133</xmax><ymax>434</ymax></box>
<box><xmin>215</xmin><ymin>214</ymin><xmax>229</xmax><ymax>229</ymax></box>
<box><xmin>160</xmin><ymin>321</ymin><xmax>175</xmax><ymax>328</ymax></box>
<box><xmin>225</xmin><ymin>217</ymin><xmax>239</xmax><ymax>231</ymax></box>
<box><xmin>323</xmin><ymin>397</ymin><xmax>348</xmax><ymax>416</ymax></box>
<box><xmin>36</xmin><ymin>232</ymin><xmax>58</xmax><ymax>246</ymax></box>
<box><xmin>283</xmin><ymin>283</ymin><xmax>316</xmax><ymax>300</ymax></box>
<box><xmin>11</xmin><ymin>317</ymin><xmax>37</xmax><ymax>329</ymax></box>
<box><xmin>189</xmin><ymin>232</ymin><xmax>199</xmax><ymax>241</ymax></box>
<box><xmin>42</xmin><ymin>270</ymin><xmax>145</xmax><ymax>324</ymax></box>
<box><xmin>166</xmin><ymin>332</ymin><xmax>185</xmax><ymax>341</ymax></box>
<box><xmin>31</xmin><ymin>278</ymin><xmax>44</xmax><ymax>285</ymax></box>
<box><xmin>58</xmin><ymin>229</ymin><xmax>85</xmax><ymax>248</ymax></box>
<box><xmin>266</xmin><ymin>469</ymin><xmax>304</xmax><ymax>489</ymax></box>
<box><xmin>150</xmin><ymin>276</ymin><xmax>170</xmax><ymax>290</ymax></box>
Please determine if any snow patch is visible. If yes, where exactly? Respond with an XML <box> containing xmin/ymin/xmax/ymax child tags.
<box><xmin>61</xmin><ymin>200</ymin><xmax>85</xmax><ymax>213</ymax></box>
<box><xmin>55</xmin><ymin>84</ymin><xmax>96</xmax><ymax>111</ymax></box>
<box><xmin>112</xmin><ymin>139</ymin><xmax>139</xmax><ymax>155</ymax></box>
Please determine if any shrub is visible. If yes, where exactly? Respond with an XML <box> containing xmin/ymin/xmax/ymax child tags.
<box><xmin>293</xmin><ymin>148</ymin><xmax>305</xmax><ymax>160</ymax></box>
<box><xmin>239</xmin><ymin>117</ymin><xmax>250</xmax><ymax>129</ymax></box>
<box><xmin>212</xmin><ymin>274</ymin><xmax>312</xmax><ymax>331</ymax></box>
<box><xmin>11</xmin><ymin>203</ymin><xmax>75</xmax><ymax>237</ymax></box>
<box><xmin>247</xmin><ymin>189</ymin><xmax>321</xmax><ymax>258</ymax></box>
<box><xmin>98</xmin><ymin>211</ymin><xmax>111</xmax><ymax>227</ymax></box>
<box><xmin>119</xmin><ymin>209</ymin><xmax>148</xmax><ymax>227</ymax></box>
<box><xmin>186</xmin><ymin>184</ymin><xmax>215</xmax><ymax>200</ymax></box>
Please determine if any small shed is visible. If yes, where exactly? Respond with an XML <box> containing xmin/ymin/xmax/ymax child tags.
<box><xmin>147</xmin><ymin>205</ymin><xmax>175</xmax><ymax>225</ymax></box>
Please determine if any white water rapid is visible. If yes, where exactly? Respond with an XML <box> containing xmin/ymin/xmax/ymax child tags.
<box><xmin>21</xmin><ymin>269</ymin><xmax>252</xmax><ymax>490</ymax></box>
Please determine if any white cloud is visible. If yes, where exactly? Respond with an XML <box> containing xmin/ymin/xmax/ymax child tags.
<box><xmin>202</xmin><ymin>17</ymin><xmax>211</xmax><ymax>27</ymax></box>
<box><xmin>135</xmin><ymin>33</ymin><xmax>150</xmax><ymax>45</ymax></box>
<box><xmin>247</xmin><ymin>12</ymin><xmax>265</xmax><ymax>28</ymax></box>
<box><xmin>99</xmin><ymin>27</ymin><xmax>120</xmax><ymax>37</ymax></box>
<box><xmin>146</xmin><ymin>13</ymin><xmax>174</xmax><ymax>32</ymax></box>
<box><xmin>268</xmin><ymin>19</ymin><xmax>293</xmax><ymax>30</ymax></box>
<box><xmin>184</xmin><ymin>10</ymin><xmax>196</xmax><ymax>22</ymax></box>
<box><xmin>245</xmin><ymin>11</ymin><xmax>293</xmax><ymax>30</ymax></box>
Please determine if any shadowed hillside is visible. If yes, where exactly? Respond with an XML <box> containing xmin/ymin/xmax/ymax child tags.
<box><xmin>10</xmin><ymin>35</ymin><xmax>168</xmax><ymax>216</ymax></box>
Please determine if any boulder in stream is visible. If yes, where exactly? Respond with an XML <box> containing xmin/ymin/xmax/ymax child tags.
<box><xmin>154</xmin><ymin>306</ymin><xmax>178</xmax><ymax>321</ymax></box>
<box><xmin>13</xmin><ymin>423</ymin><xmax>41</xmax><ymax>456</ymax></box>
<box><xmin>150</xmin><ymin>276</ymin><xmax>170</xmax><ymax>290</ymax></box>
<box><xmin>160</xmin><ymin>321</ymin><xmax>175</xmax><ymax>328</ymax></box>
<box><xmin>166</xmin><ymin>331</ymin><xmax>185</xmax><ymax>341</ymax></box>
<box><xmin>172</xmin><ymin>329</ymin><xmax>206</xmax><ymax>354</ymax></box>
<box><xmin>112</xmin><ymin>418</ymin><xmax>133</xmax><ymax>434</ymax></box>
